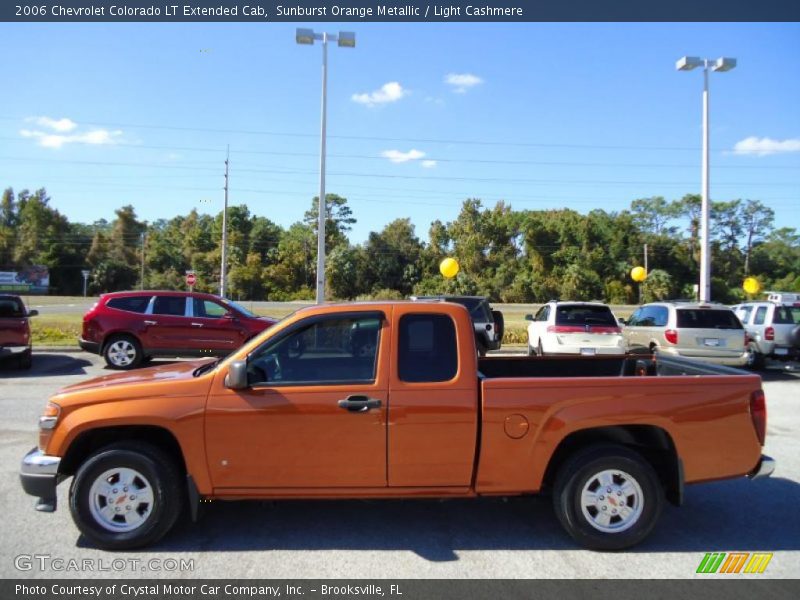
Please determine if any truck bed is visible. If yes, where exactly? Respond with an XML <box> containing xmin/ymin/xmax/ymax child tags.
<box><xmin>477</xmin><ymin>354</ymin><xmax>748</xmax><ymax>379</ymax></box>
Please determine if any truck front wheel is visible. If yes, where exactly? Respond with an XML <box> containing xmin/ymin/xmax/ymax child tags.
<box><xmin>553</xmin><ymin>445</ymin><xmax>663</xmax><ymax>550</ymax></box>
<box><xmin>69</xmin><ymin>443</ymin><xmax>183</xmax><ymax>550</ymax></box>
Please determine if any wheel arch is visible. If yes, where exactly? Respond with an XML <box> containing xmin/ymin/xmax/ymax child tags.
<box><xmin>541</xmin><ymin>425</ymin><xmax>683</xmax><ymax>506</ymax></box>
<box><xmin>59</xmin><ymin>425</ymin><xmax>187</xmax><ymax>479</ymax></box>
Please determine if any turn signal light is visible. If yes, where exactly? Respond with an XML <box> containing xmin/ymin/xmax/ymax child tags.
<box><xmin>750</xmin><ymin>390</ymin><xmax>767</xmax><ymax>446</ymax></box>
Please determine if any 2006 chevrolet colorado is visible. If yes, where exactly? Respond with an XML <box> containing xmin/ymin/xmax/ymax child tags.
<box><xmin>20</xmin><ymin>301</ymin><xmax>774</xmax><ymax>550</ymax></box>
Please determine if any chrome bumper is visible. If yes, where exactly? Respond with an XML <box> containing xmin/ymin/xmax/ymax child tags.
<box><xmin>20</xmin><ymin>447</ymin><xmax>61</xmax><ymax>512</ymax></box>
<box><xmin>749</xmin><ymin>455</ymin><xmax>775</xmax><ymax>480</ymax></box>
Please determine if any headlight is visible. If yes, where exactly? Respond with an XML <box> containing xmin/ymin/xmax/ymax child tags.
<box><xmin>39</xmin><ymin>402</ymin><xmax>61</xmax><ymax>430</ymax></box>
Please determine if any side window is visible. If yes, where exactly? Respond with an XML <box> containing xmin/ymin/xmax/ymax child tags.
<box><xmin>753</xmin><ymin>306</ymin><xmax>768</xmax><ymax>325</ymax></box>
<box><xmin>106</xmin><ymin>296</ymin><xmax>151</xmax><ymax>314</ymax></box>
<box><xmin>539</xmin><ymin>306</ymin><xmax>551</xmax><ymax>322</ymax></box>
<box><xmin>653</xmin><ymin>306</ymin><xmax>669</xmax><ymax>327</ymax></box>
<box><xmin>533</xmin><ymin>307</ymin><xmax>545</xmax><ymax>321</ymax></box>
<box><xmin>248</xmin><ymin>314</ymin><xmax>382</xmax><ymax>385</ymax></box>
<box><xmin>152</xmin><ymin>296</ymin><xmax>187</xmax><ymax>316</ymax></box>
<box><xmin>194</xmin><ymin>298</ymin><xmax>227</xmax><ymax>318</ymax></box>
<box><xmin>398</xmin><ymin>314</ymin><xmax>458</xmax><ymax>383</ymax></box>
<box><xmin>638</xmin><ymin>307</ymin><xmax>657</xmax><ymax>327</ymax></box>
<box><xmin>737</xmin><ymin>306</ymin><xmax>753</xmax><ymax>324</ymax></box>
<box><xmin>628</xmin><ymin>309</ymin><xmax>642</xmax><ymax>326</ymax></box>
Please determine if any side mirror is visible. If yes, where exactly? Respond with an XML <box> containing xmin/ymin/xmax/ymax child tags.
<box><xmin>524</xmin><ymin>314</ymin><xmax>533</xmax><ymax>321</ymax></box>
<box><xmin>224</xmin><ymin>360</ymin><xmax>249</xmax><ymax>390</ymax></box>
<box><xmin>27</xmin><ymin>309</ymin><xmax>38</xmax><ymax>317</ymax></box>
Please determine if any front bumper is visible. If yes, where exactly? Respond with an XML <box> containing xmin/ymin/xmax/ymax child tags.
<box><xmin>78</xmin><ymin>337</ymin><xmax>100</xmax><ymax>354</ymax></box>
<box><xmin>748</xmin><ymin>455</ymin><xmax>776</xmax><ymax>480</ymax></box>
<box><xmin>20</xmin><ymin>447</ymin><xmax>61</xmax><ymax>512</ymax></box>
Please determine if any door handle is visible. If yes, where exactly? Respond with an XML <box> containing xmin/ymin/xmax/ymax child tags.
<box><xmin>191</xmin><ymin>322</ymin><xmax>204</xmax><ymax>327</ymax></box>
<box><xmin>337</xmin><ymin>395</ymin><xmax>382</xmax><ymax>412</ymax></box>
<box><xmin>144</xmin><ymin>320</ymin><xmax>157</xmax><ymax>326</ymax></box>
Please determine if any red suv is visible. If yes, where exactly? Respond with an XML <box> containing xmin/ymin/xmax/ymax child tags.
<box><xmin>79</xmin><ymin>291</ymin><xmax>278</xmax><ymax>369</ymax></box>
<box><xmin>0</xmin><ymin>294</ymin><xmax>37</xmax><ymax>369</ymax></box>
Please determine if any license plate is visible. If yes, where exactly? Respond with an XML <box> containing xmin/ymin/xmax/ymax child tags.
<box><xmin>580</xmin><ymin>347</ymin><xmax>596</xmax><ymax>355</ymax></box>
<box><xmin>775</xmin><ymin>348</ymin><xmax>788</xmax><ymax>355</ymax></box>
<box><xmin>704</xmin><ymin>338</ymin><xmax>720</xmax><ymax>347</ymax></box>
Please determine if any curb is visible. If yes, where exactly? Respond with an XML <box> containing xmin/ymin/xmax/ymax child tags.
<box><xmin>35</xmin><ymin>346</ymin><xmax>84</xmax><ymax>353</ymax></box>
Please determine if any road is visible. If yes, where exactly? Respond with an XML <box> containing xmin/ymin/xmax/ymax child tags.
<box><xmin>1</xmin><ymin>353</ymin><xmax>798</xmax><ymax>579</ymax></box>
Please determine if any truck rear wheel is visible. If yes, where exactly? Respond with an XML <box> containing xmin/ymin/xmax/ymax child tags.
<box><xmin>69</xmin><ymin>443</ymin><xmax>183</xmax><ymax>550</ymax></box>
<box><xmin>553</xmin><ymin>444</ymin><xmax>663</xmax><ymax>550</ymax></box>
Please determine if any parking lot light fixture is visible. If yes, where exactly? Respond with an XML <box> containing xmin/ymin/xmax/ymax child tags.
<box><xmin>296</xmin><ymin>29</ymin><xmax>356</xmax><ymax>304</ymax></box>
<box><xmin>676</xmin><ymin>55</ymin><xmax>737</xmax><ymax>303</ymax></box>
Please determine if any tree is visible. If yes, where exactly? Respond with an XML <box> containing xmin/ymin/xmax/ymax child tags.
<box><xmin>740</xmin><ymin>200</ymin><xmax>775</xmax><ymax>275</ymax></box>
<box><xmin>303</xmin><ymin>194</ymin><xmax>356</xmax><ymax>251</ymax></box>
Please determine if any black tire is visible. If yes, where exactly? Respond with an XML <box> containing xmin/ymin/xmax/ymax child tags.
<box><xmin>553</xmin><ymin>444</ymin><xmax>664</xmax><ymax>551</ymax></box>
<box><xmin>746</xmin><ymin>344</ymin><xmax>766</xmax><ymax>371</ymax></box>
<box><xmin>69</xmin><ymin>442</ymin><xmax>184</xmax><ymax>550</ymax></box>
<box><xmin>477</xmin><ymin>342</ymin><xmax>487</xmax><ymax>358</ymax></box>
<box><xmin>527</xmin><ymin>344</ymin><xmax>535</xmax><ymax>357</ymax></box>
<box><xmin>103</xmin><ymin>335</ymin><xmax>143</xmax><ymax>370</ymax></box>
<box><xmin>18</xmin><ymin>349</ymin><xmax>32</xmax><ymax>370</ymax></box>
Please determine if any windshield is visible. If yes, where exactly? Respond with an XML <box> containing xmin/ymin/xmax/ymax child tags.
<box><xmin>555</xmin><ymin>305</ymin><xmax>617</xmax><ymax>327</ymax></box>
<box><xmin>221</xmin><ymin>299</ymin><xmax>257</xmax><ymax>318</ymax></box>
<box><xmin>676</xmin><ymin>309</ymin><xmax>743</xmax><ymax>329</ymax></box>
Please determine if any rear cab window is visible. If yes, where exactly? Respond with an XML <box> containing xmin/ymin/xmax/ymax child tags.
<box><xmin>676</xmin><ymin>309</ymin><xmax>743</xmax><ymax>329</ymax></box>
<box><xmin>398</xmin><ymin>314</ymin><xmax>458</xmax><ymax>382</ymax></box>
<box><xmin>0</xmin><ymin>297</ymin><xmax>24</xmax><ymax>318</ymax></box>
<box><xmin>106</xmin><ymin>296</ymin><xmax>151</xmax><ymax>314</ymax></box>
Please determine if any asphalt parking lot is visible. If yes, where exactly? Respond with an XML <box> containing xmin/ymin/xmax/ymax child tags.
<box><xmin>1</xmin><ymin>352</ymin><xmax>798</xmax><ymax>579</ymax></box>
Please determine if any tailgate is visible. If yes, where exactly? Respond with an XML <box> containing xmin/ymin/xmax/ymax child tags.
<box><xmin>0</xmin><ymin>318</ymin><xmax>28</xmax><ymax>346</ymax></box>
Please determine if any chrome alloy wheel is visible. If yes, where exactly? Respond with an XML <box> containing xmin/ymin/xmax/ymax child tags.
<box><xmin>580</xmin><ymin>469</ymin><xmax>644</xmax><ymax>533</ymax></box>
<box><xmin>88</xmin><ymin>468</ymin><xmax>155</xmax><ymax>532</ymax></box>
<box><xmin>107</xmin><ymin>340</ymin><xmax>137</xmax><ymax>367</ymax></box>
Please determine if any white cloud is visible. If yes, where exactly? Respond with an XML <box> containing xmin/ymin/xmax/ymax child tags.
<box><xmin>733</xmin><ymin>136</ymin><xmax>800</xmax><ymax>156</ymax></box>
<box><xmin>28</xmin><ymin>116</ymin><xmax>78</xmax><ymax>132</ymax></box>
<box><xmin>20</xmin><ymin>126</ymin><xmax>124</xmax><ymax>149</ymax></box>
<box><xmin>445</xmin><ymin>73</ymin><xmax>483</xmax><ymax>93</ymax></box>
<box><xmin>352</xmin><ymin>82</ymin><xmax>407</xmax><ymax>107</ymax></box>
<box><xmin>382</xmin><ymin>149</ymin><xmax>425</xmax><ymax>163</ymax></box>
<box><xmin>421</xmin><ymin>160</ymin><xmax>437</xmax><ymax>169</ymax></box>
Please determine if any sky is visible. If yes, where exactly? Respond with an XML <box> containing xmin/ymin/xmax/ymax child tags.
<box><xmin>1</xmin><ymin>22</ymin><xmax>798</xmax><ymax>248</ymax></box>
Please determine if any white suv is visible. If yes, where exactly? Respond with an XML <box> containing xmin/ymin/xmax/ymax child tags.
<box><xmin>623</xmin><ymin>302</ymin><xmax>747</xmax><ymax>366</ymax></box>
<box><xmin>731</xmin><ymin>292</ymin><xmax>800</xmax><ymax>369</ymax></box>
<box><xmin>525</xmin><ymin>302</ymin><xmax>624</xmax><ymax>356</ymax></box>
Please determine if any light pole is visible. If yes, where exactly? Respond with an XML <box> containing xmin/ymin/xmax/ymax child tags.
<box><xmin>296</xmin><ymin>28</ymin><xmax>356</xmax><ymax>304</ymax></box>
<box><xmin>676</xmin><ymin>56</ymin><xmax>737</xmax><ymax>303</ymax></box>
<box><xmin>220</xmin><ymin>146</ymin><xmax>229</xmax><ymax>298</ymax></box>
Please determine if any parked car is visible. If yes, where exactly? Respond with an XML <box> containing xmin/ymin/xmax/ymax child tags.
<box><xmin>411</xmin><ymin>295</ymin><xmax>503</xmax><ymax>355</ymax></box>
<box><xmin>22</xmin><ymin>301</ymin><xmax>772</xmax><ymax>551</ymax></box>
<box><xmin>731</xmin><ymin>292</ymin><xmax>800</xmax><ymax>369</ymax></box>
<box><xmin>0</xmin><ymin>294</ymin><xmax>37</xmax><ymax>369</ymax></box>
<box><xmin>623</xmin><ymin>301</ymin><xmax>747</xmax><ymax>366</ymax></box>
<box><xmin>79</xmin><ymin>291</ymin><xmax>278</xmax><ymax>369</ymax></box>
<box><xmin>525</xmin><ymin>301</ymin><xmax>624</xmax><ymax>356</ymax></box>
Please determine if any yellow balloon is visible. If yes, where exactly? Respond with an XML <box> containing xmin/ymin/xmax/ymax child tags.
<box><xmin>440</xmin><ymin>257</ymin><xmax>460</xmax><ymax>279</ymax></box>
<box><xmin>631</xmin><ymin>266</ymin><xmax>647</xmax><ymax>282</ymax></box>
<box><xmin>743</xmin><ymin>277</ymin><xmax>761</xmax><ymax>295</ymax></box>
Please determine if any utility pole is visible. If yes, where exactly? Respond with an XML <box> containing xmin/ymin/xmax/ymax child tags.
<box><xmin>220</xmin><ymin>146</ymin><xmax>229</xmax><ymax>298</ymax></box>
<box><xmin>140</xmin><ymin>230</ymin><xmax>145</xmax><ymax>290</ymax></box>
<box><xmin>644</xmin><ymin>243</ymin><xmax>648</xmax><ymax>273</ymax></box>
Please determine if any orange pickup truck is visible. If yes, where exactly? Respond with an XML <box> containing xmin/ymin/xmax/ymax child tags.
<box><xmin>20</xmin><ymin>301</ymin><xmax>774</xmax><ymax>551</ymax></box>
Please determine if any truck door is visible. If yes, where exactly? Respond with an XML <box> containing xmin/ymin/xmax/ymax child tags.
<box><xmin>205</xmin><ymin>311</ymin><xmax>389</xmax><ymax>489</ymax></box>
<box><xmin>387</xmin><ymin>306</ymin><xmax>479</xmax><ymax>487</ymax></box>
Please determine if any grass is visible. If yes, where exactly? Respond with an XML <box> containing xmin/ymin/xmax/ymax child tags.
<box><xmin>31</xmin><ymin>313</ymin><xmax>83</xmax><ymax>346</ymax></box>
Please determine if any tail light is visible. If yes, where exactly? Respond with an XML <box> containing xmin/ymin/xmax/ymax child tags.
<box><xmin>664</xmin><ymin>329</ymin><xmax>679</xmax><ymax>344</ymax></box>
<box><xmin>750</xmin><ymin>390</ymin><xmax>767</xmax><ymax>446</ymax></box>
<box><xmin>744</xmin><ymin>332</ymin><xmax>751</xmax><ymax>345</ymax></box>
<box><xmin>765</xmin><ymin>327</ymin><xmax>775</xmax><ymax>341</ymax></box>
